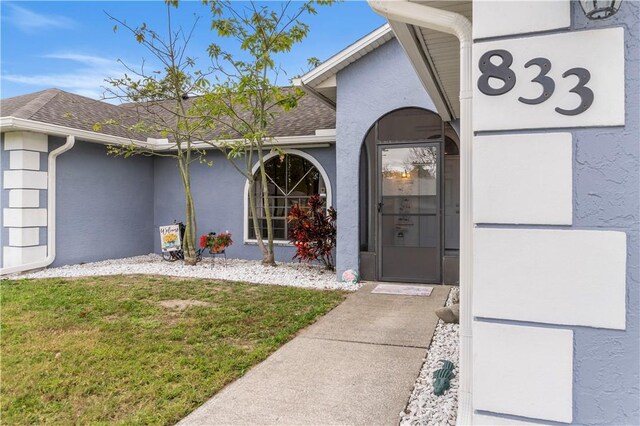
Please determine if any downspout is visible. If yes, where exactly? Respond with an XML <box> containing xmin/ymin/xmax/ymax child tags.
<box><xmin>367</xmin><ymin>2</ymin><xmax>473</xmax><ymax>424</ymax></box>
<box><xmin>0</xmin><ymin>135</ymin><xmax>75</xmax><ymax>275</ymax></box>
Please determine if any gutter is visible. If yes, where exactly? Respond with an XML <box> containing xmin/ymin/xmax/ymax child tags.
<box><xmin>1</xmin><ymin>135</ymin><xmax>76</xmax><ymax>275</ymax></box>
<box><xmin>367</xmin><ymin>1</ymin><xmax>474</xmax><ymax>424</ymax></box>
<box><xmin>0</xmin><ymin>117</ymin><xmax>336</xmax><ymax>150</ymax></box>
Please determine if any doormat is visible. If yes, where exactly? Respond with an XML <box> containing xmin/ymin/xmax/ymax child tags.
<box><xmin>371</xmin><ymin>284</ymin><xmax>433</xmax><ymax>296</ymax></box>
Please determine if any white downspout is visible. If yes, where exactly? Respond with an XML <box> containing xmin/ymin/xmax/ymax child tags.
<box><xmin>368</xmin><ymin>1</ymin><xmax>474</xmax><ymax>424</ymax></box>
<box><xmin>1</xmin><ymin>135</ymin><xmax>76</xmax><ymax>275</ymax></box>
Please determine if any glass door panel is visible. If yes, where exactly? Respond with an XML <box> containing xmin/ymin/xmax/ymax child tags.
<box><xmin>378</xmin><ymin>144</ymin><xmax>440</xmax><ymax>282</ymax></box>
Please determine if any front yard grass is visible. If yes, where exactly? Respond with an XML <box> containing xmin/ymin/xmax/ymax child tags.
<box><xmin>1</xmin><ymin>275</ymin><xmax>346</xmax><ymax>425</ymax></box>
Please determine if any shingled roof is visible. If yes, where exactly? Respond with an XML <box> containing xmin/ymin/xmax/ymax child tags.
<box><xmin>0</xmin><ymin>88</ymin><xmax>336</xmax><ymax>143</ymax></box>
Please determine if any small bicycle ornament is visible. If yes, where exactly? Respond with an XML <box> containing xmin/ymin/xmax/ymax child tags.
<box><xmin>159</xmin><ymin>221</ymin><xmax>205</xmax><ymax>262</ymax></box>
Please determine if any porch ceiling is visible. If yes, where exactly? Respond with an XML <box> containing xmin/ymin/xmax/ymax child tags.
<box><xmin>387</xmin><ymin>1</ymin><xmax>472</xmax><ymax>121</ymax></box>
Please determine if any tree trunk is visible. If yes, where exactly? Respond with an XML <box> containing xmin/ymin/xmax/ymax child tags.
<box><xmin>247</xmin><ymin>177</ymin><xmax>268</xmax><ymax>257</ymax></box>
<box><xmin>257</xmin><ymin>146</ymin><xmax>276</xmax><ymax>266</ymax></box>
<box><xmin>178</xmin><ymin>158</ymin><xmax>197</xmax><ymax>266</ymax></box>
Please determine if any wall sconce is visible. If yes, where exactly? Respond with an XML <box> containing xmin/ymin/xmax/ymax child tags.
<box><xmin>579</xmin><ymin>0</ymin><xmax>623</xmax><ymax>19</ymax></box>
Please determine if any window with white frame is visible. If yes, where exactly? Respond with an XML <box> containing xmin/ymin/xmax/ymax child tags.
<box><xmin>247</xmin><ymin>152</ymin><xmax>328</xmax><ymax>241</ymax></box>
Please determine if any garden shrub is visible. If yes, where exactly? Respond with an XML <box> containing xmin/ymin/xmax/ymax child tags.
<box><xmin>287</xmin><ymin>195</ymin><xmax>337</xmax><ymax>270</ymax></box>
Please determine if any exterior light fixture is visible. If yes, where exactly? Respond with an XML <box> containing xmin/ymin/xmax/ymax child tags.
<box><xmin>579</xmin><ymin>0</ymin><xmax>623</xmax><ymax>19</ymax></box>
<box><xmin>401</xmin><ymin>170</ymin><xmax>408</xmax><ymax>178</ymax></box>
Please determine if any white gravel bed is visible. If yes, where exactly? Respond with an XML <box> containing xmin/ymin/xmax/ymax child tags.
<box><xmin>7</xmin><ymin>254</ymin><xmax>360</xmax><ymax>291</ymax></box>
<box><xmin>400</xmin><ymin>287</ymin><xmax>460</xmax><ymax>426</ymax></box>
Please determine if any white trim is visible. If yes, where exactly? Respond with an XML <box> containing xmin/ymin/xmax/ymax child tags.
<box><xmin>1</xmin><ymin>135</ymin><xmax>75</xmax><ymax>275</ymax></box>
<box><xmin>9</xmin><ymin>189</ymin><xmax>40</xmax><ymax>208</ymax></box>
<box><xmin>3</xmin><ymin>131</ymin><xmax>48</xmax><ymax>152</ymax></box>
<box><xmin>3</xmin><ymin>170</ymin><xmax>48</xmax><ymax>189</ymax></box>
<box><xmin>0</xmin><ymin>117</ymin><xmax>148</xmax><ymax>147</ymax></box>
<box><xmin>243</xmin><ymin>149</ymin><xmax>333</xmax><ymax>245</ymax></box>
<box><xmin>10</xmin><ymin>150</ymin><xmax>41</xmax><ymax>170</ymax></box>
<box><xmin>473</xmin><ymin>133</ymin><xmax>573</xmax><ymax>225</ymax></box>
<box><xmin>368</xmin><ymin>2</ymin><xmax>473</xmax><ymax>424</ymax></box>
<box><xmin>474</xmin><ymin>228</ymin><xmax>626</xmax><ymax>330</ymax></box>
<box><xmin>0</xmin><ymin>117</ymin><xmax>336</xmax><ymax>150</ymax></box>
<box><xmin>3</xmin><ymin>245</ymin><xmax>47</xmax><ymax>268</ymax></box>
<box><xmin>297</xmin><ymin>24</ymin><xmax>394</xmax><ymax>87</ymax></box>
<box><xmin>473</xmin><ymin>321</ymin><xmax>573</xmax><ymax>423</ymax></box>
<box><xmin>9</xmin><ymin>227</ymin><xmax>40</xmax><ymax>247</ymax></box>
<box><xmin>3</xmin><ymin>208</ymin><xmax>47</xmax><ymax>227</ymax></box>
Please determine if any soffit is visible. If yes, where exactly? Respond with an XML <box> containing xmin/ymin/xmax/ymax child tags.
<box><xmin>395</xmin><ymin>1</ymin><xmax>472</xmax><ymax>119</ymax></box>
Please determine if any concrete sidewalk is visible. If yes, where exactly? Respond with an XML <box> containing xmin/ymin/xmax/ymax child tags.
<box><xmin>178</xmin><ymin>283</ymin><xmax>450</xmax><ymax>426</ymax></box>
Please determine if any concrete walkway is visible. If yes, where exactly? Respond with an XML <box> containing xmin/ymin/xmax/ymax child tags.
<box><xmin>179</xmin><ymin>283</ymin><xmax>450</xmax><ymax>426</ymax></box>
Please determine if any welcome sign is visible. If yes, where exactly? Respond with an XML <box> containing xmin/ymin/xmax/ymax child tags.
<box><xmin>159</xmin><ymin>224</ymin><xmax>181</xmax><ymax>252</ymax></box>
<box><xmin>473</xmin><ymin>28</ymin><xmax>625</xmax><ymax>131</ymax></box>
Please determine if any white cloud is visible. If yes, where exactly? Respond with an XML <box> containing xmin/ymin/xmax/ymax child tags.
<box><xmin>3</xmin><ymin>3</ymin><xmax>75</xmax><ymax>33</ymax></box>
<box><xmin>43</xmin><ymin>53</ymin><xmax>115</xmax><ymax>67</ymax></box>
<box><xmin>2</xmin><ymin>53</ymin><xmax>126</xmax><ymax>102</ymax></box>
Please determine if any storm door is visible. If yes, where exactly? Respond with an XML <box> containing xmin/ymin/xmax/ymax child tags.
<box><xmin>378</xmin><ymin>143</ymin><xmax>441</xmax><ymax>282</ymax></box>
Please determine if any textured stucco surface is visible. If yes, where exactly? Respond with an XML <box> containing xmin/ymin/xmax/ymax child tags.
<box><xmin>53</xmin><ymin>137</ymin><xmax>155</xmax><ymax>266</ymax></box>
<box><xmin>473</xmin><ymin>2</ymin><xmax>639</xmax><ymax>424</ymax></box>
<box><xmin>152</xmin><ymin>147</ymin><xmax>336</xmax><ymax>262</ymax></box>
<box><xmin>570</xmin><ymin>2</ymin><xmax>639</xmax><ymax>424</ymax></box>
<box><xmin>334</xmin><ymin>38</ymin><xmax>437</xmax><ymax>278</ymax></box>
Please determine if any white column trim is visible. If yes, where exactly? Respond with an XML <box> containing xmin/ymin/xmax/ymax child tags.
<box><xmin>1</xmin><ymin>135</ymin><xmax>75</xmax><ymax>275</ymax></box>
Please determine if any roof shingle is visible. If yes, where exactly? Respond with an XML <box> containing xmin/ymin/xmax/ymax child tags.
<box><xmin>1</xmin><ymin>88</ymin><xmax>336</xmax><ymax>142</ymax></box>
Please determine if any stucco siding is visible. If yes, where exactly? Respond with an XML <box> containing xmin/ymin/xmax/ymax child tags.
<box><xmin>53</xmin><ymin>137</ymin><xmax>155</xmax><ymax>266</ymax></box>
<box><xmin>570</xmin><ymin>1</ymin><xmax>640</xmax><ymax>423</ymax></box>
<box><xmin>152</xmin><ymin>146</ymin><xmax>336</xmax><ymax>262</ymax></box>
<box><xmin>334</xmin><ymin>38</ymin><xmax>437</xmax><ymax>278</ymax></box>
<box><xmin>470</xmin><ymin>1</ymin><xmax>639</xmax><ymax>424</ymax></box>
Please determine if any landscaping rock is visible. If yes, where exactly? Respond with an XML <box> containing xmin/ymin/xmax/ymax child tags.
<box><xmin>401</xmin><ymin>287</ymin><xmax>459</xmax><ymax>426</ymax></box>
<box><xmin>12</xmin><ymin>254</ymin><xmax>360</xmax><ymax>291</ymax></box>
<box><xmin>435</xmin><ymin>303</ymin><xmax>459</xmax><ymax>324</ymax></box>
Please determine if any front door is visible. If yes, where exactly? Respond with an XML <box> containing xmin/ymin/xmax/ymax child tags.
<box><xmin>378</xmin><ymin>143</ymin><xmax>441</xmax><ymax>283</ymax></box>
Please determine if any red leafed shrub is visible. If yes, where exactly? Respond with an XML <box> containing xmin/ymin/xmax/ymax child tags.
<box><xmin>287</xmin><ymin>195</ymin><xmax>337</xmax><ymax>270</ymax></box>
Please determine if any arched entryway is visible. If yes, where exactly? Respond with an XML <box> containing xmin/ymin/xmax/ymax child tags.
<box><xmin>359</xmin><ymin>107</ymin><xmax>460</xmax><ymax>283</ymax></box>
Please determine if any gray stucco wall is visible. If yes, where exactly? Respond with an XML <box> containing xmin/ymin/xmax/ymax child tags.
<box><xmin>53</xmin><ymin>137</ymin><xmax>155</xmax><ymax>266</ymax></box>
<box><xmin>334</xmin><ymin>38</ymin><xmax>438</xmax><ymax>278</ymax></box>
<box><xmin>570</xmin><ymin>2</ymin><xmax>639</xmax><ymax>424</ymax></box>
<box><xmin>152</xmin><ymin>146</ymin><xmax>336</xmax><ymax>262</ymax></box>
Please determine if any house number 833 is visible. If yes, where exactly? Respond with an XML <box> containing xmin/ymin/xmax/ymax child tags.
<box><xmin>477</xmin><ymin>49</ymin><xmax>594</xmax><ymax>116</ymax></box>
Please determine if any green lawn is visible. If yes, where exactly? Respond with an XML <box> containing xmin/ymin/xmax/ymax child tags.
<box><xmin>1</xmin><ymin>275</ymin><xmax>346</xmax><ymax>425</ymax></box>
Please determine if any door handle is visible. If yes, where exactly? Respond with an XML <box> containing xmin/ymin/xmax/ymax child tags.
<box><xmin>377</xmin><ymin>202</ymin><xmax>383</xmax><ymax>213</ymax></box>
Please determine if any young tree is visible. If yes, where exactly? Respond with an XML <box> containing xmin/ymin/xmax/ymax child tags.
<box><xmin>99</xmin><ymin>2</ymin><xmax>210</xmax><ymax>265</ymax></box>
<box><xmin>193</xmin><ymin>0</ymin><xmax>333</xmax><ymax>266</ymax></box>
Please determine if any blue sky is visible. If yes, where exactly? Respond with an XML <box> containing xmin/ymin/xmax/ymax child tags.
<box><xmin>0</xmin><ymin>1</ymin><xmax>386</xmax><ymax>101</ymax></box>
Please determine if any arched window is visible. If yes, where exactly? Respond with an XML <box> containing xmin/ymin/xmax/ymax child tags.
<box><xmin>246</xmin><ymin>151</ymin><xmax>330</xmax><ymax>242</ymax></box>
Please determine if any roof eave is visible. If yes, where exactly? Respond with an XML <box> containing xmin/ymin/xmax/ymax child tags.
<box><xmin>298</xmin><ymin>24</ymin><xmax>394</xmax><ymax>88</ymax></box>
<box><xmin>0</xmin><ymin>116</ymin><xmax>336</xmax><ymax>151</ymax></box>
<box><xmin>388</xmin><ymin>21</ymin><xmax>456</xmax><ymax>121</ymax></box>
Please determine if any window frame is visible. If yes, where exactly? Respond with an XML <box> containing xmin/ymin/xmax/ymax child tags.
<box><xmin>243</xmin><ymin>149</ymin><xmax>333</xmax><ymax>245</ymax></box>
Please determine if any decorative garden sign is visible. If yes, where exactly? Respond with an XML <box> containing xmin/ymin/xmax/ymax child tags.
<box><xmin>473</xmin><ymin>27</ymin><xmax>624</xmax><ymax>131</ymax></box>
<box><xmin>159</xmin><ymin>224</ymin><xmax>181</xmax><ymax>252</ymax></box>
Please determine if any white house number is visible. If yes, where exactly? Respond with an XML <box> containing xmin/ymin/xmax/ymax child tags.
<box><xmin>477</xmin><ymin>49</ymin><xmax>594</xmax><ymax>116</ymax></box>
